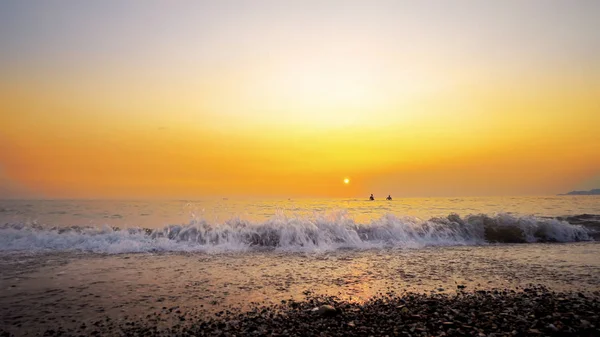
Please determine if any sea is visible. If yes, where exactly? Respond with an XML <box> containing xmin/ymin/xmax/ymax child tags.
<box><xmin>1</xmin><ymin>196</ymin><xmax>599</xmax><ymax>335</ymax></box>
<box><xmin>1</xmin><ymin>196</ymin><xmax>599</xmax><ymax>253</ymax></box>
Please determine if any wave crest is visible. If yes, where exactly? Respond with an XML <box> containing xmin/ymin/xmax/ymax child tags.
<box><xmin>0</xmin><ymin>212</ymin><xmax>591</xmax><ymax>254</ymax></box>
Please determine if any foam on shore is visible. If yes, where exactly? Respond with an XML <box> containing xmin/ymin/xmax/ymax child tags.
<box><xmin>0</xmin><ymin>212</ymin><xmax>592</xmax><ymax>254</ymax></box>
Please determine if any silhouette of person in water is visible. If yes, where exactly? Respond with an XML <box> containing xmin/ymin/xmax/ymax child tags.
<box><xmin>386</xmin><ymin>195</ymin><xmax>392</xmax><ymax>200</ymax></box>
<box><xmin>369</xmin><ymin>194</ymin><xmax>375</xmax><ymax>201</ymax></box>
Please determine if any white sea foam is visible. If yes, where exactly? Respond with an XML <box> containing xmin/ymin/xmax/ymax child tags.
<box><xmin>0</xmin><ymin>212</ymin><xmax>591</xmax><ymax>254</ymax></box>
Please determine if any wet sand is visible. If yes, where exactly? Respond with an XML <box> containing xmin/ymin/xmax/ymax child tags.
<box><xmin>1</xmin><ymin>242</ymin><xmax>600</xmax><ymax>336</ymax></box>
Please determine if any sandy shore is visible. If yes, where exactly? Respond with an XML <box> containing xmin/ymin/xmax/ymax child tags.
<box><xmin>1</xmin><ymin>242</ymin><xmax>599</xmax><ymax>336</ymax></box>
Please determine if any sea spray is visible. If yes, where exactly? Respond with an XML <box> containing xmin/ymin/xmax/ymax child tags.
<box><xmin>0</xmin><ymin>212</ymin><xmax>592</xmax><ymax>254</ymax></box>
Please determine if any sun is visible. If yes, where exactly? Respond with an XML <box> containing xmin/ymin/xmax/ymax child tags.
<box><xmin>343</xmin><ymin>178</ymin><xmax>350</xmax><ymax>184</ymax></box>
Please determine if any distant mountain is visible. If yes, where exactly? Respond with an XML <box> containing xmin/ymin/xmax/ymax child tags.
<box><xmin>559</xmin><ymin>189</ymin><xmax>600</xmax><ymax>195</ymax></box>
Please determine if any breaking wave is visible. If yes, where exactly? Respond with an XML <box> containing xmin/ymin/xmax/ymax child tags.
<box><xmin>0</xmin><ymin>212</ymin><xmax>593</xmax><ymax>254</ymax></box>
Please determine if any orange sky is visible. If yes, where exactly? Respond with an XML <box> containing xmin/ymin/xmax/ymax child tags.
<box><xmin>1</xmin><ymin>1</ymin><xmax>599</xmax><ymax>198</ymax></box>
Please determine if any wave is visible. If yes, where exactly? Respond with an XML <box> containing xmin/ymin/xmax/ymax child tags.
<box><xmin>0</xmin><ymin>212</ymin><xmax>593</xmax><ymax>254</ymax></box>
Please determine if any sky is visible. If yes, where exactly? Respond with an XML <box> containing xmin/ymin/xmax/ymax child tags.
<box><xmin>1</xmin><ymin>0</ymin><xmax>599</xmax><ymax>199</ymax></box>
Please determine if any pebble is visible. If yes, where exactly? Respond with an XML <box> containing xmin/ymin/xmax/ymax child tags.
<box><xmin>316</xmin><ymin>305</ymin><xmax>337</xmax><ymax>317</ymax></box>
<box><xmin>24</xmin><ymin>285</ymin><xmax>600</xmax><ymax>337</ymax></box>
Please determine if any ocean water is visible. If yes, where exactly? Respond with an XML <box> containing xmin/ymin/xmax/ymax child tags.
<box><xmin>0</xmin><ymin>196</ymin><xmax>598</xmax><ymax>254</ymax></box>
<box><xmin>2</xmin><ymin>196</ymin><xmax>600</xmax><ymax>335</ymax></box>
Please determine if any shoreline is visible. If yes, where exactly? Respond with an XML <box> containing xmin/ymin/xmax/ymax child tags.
<box><xmin>2</xmin><ymin>286</ymin><xmax>599</xmax><ymax>336</ymax></box>
<box><xmin>1</xmin><ymin>243</ymin><xmax>600</xmax><ymax>336</ymax></box>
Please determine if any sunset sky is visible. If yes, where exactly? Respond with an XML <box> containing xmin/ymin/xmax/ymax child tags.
<box><xmin>1</xmin><ymin>0</ymin><xmax>599</xmax><ymax>199</ymax></box>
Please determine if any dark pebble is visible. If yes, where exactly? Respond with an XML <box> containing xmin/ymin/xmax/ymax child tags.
<box><xmin>34</xmin><ymin>285</ymin><xmax>600</xmax><ymax>337</ymax></box>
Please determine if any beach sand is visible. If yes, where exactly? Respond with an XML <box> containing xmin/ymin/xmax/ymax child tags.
<box><xmin>1</xmin><ymin>242</ymin><xmax>599</xmax><ymax>335</ymax></box>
